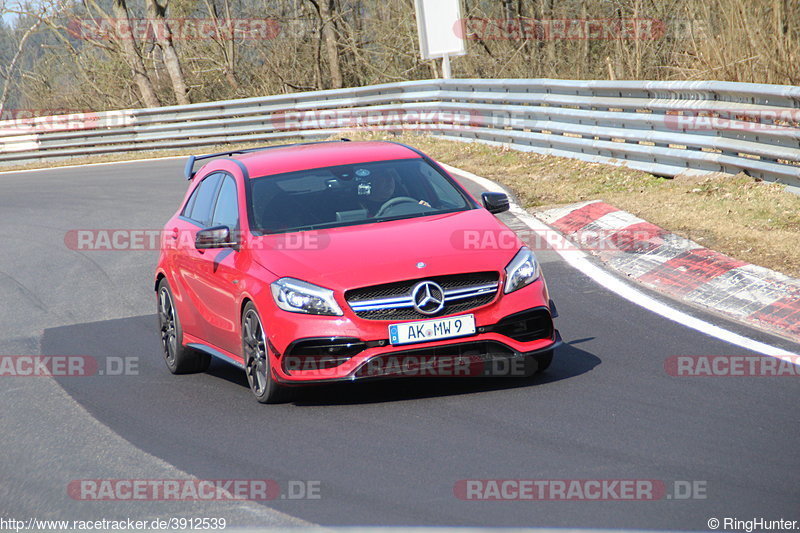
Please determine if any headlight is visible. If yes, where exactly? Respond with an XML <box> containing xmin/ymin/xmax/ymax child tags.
<box><xmin>504</xmin><ymin>247</ymin><xmax>540</xmax><ymax>294</ymax></box>
<box><xmin>270</xmin><ymin>278</ymin><xmax>343</xmax><ymax>316</ymax></box>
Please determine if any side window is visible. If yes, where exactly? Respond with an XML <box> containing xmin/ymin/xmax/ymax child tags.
<box><xmin>182</xmin><ymin>187</ymin><xmax>199</xmax><ymax>218</ymax></box>
<box><xmin>418</xmin><ymin>162</ymin><xmax>466</xmax><ymax>208</ymax></box>
<box><xmin>184</xmin><ymin>173</ymin><xmax>222</xmax><ymax>226</ymax></box>
<box><xmin>211</xmin><ymin>176</ymin><xmax>239</xmax><ymax>229</ymax></box>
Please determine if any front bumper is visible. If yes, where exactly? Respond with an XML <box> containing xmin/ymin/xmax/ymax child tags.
<box><xmin>274</xmin><ymin>330</ymin><xmax>561</xmax><ymax>385</ymax></box>
<box><xmin>270</xmin><ymin>304</ymin><xmax>560</xmax><ymax>384</ymax></box>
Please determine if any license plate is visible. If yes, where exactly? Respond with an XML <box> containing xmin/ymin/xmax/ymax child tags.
<box><xmin>388</xmin><ymin>314</ymin><xmax>476</xmax><ymax>346</ymax></box>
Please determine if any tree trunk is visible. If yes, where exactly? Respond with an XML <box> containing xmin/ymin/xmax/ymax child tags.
<box><xmin>318</xmin><ymin>0</ymin><xmax>343</xmax><ymax>88</ymax></box>
<box><xmin>111</xmin><ymin>0</ymin><xmax>161</xmax><ymax>107</ymax></box>
<box><xmin>145</xmin><ymin>0</ymin><xmax>191</xmax><ymax>105</ymax></box>
<box><xmin>222</xmin><ymin>0</ymin><xmax>239</xmax><ymax>91</ymax></box>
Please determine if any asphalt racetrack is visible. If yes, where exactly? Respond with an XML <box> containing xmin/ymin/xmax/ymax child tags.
<box><xmin>0</xmin><ymin>157</ymin><xmax>798</xmax><ymax>530</ymax></box>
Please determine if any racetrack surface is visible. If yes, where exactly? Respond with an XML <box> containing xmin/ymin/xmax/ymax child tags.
<box><xmin>1</xmin><ymin>158</ymin><xmax>798</xmax><ymax>530</ymax></box>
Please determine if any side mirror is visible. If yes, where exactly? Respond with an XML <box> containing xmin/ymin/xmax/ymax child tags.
<box><xmin>482</xmin><ymin>192</ymin><xmax>510</xmax><ymax>214</ymax></box>
<box><xmin>195</xmin><ymin>226</ymin><xmax>237</xmax><ymax>249</ymax></box>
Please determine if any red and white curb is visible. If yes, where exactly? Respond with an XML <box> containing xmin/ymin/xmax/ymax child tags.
<box><xmin>535</xmin><ymin>200</ymin><xmax>800</xmax><ymax>343</ymax></box>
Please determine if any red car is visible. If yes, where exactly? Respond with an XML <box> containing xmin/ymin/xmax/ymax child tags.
<box><xmin>155</xmin><ymin>140</ymin><xmax>561</xmax><ymax>403</ymax></box>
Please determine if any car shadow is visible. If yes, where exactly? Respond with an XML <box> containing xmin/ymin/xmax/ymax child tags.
<box><xmin>286</xmin><ymin>340</ymin><xmax>601</xmax><ymax>406</ymax></box>
<box><xmin>43</xmin><ymin>314</ymin><xmax>600</xmax><ymax>408</ymax></box>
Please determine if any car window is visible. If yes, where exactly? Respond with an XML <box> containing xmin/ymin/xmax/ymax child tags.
<box><xmin>418</xmin><ymin>162</ymin><xmax>468</xmax><ymax>208</ymax></box>
<box><xmin>211</xmin><ymin>175</ymin><xmax>239</xmax><ymax>229</ymax></box>
<box><xmin>184</xmin><ymin>173</ymin><xmax>222</xmax><ymax>226</ymax></box>
<box><xmin>249</xmin><ymin>158</ymin><xmax>473</xmax><ymax>234</ymax></box>
<box><xmin>183</xmin><ymin>187</ymin><xmax>199</xmax><ymax>218</ymax></box>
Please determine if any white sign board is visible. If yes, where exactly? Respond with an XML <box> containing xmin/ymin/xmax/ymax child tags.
<box><xmin>414</xmin><ymin>0</ymin><xmax>466</xmax><ymax>59</ymax></box>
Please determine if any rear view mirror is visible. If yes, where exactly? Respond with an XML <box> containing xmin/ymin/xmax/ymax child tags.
<box><xmin>482</xmin><ymin>192</ymin><xmax>510</xmax><ymax>214</ymax></box>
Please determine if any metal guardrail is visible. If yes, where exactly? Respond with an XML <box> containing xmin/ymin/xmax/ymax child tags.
<box><xmin>1</xmin><ymin>79</ymin><xmax>799</xmax><ymax>188</ymax></box>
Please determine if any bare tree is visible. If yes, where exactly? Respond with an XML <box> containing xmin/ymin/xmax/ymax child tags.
<box><xmin>202</xmin><ymin>0</ymin><xmax>239</xmax><ymax>91</ymax></box>
<box><xmin>0</xmin><ymin>11</ymin><xmax>44</xmax><ymax>112</ymax></box>
<box><xmin>110</xmin><ymin>0</ymin><xmax>161</xmax><ymax>107</ymax></box>
<box><xmin>4</xmin><ymin>0</ymin><xmax>799</xmax><ymax>112</ymax></box>
<box><xmin>308</xmin><ymin>0</ymin><xmax>343</xmax><ymax>88</ymax></box>
<box><xmin>145</xmin><ymin>0</ymin><xmax>190</xmax><ymax>104</ymax></box>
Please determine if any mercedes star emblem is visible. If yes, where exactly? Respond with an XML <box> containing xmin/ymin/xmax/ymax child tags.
<box><xmin>411</xmin><ymin>281</ymin><xmax>445</xmax><ymax>315</ymax></box>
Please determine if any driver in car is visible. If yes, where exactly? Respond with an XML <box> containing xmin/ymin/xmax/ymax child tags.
<box><xmin>360</xmin><ymin>171</ymin><xmax>430</xmax><ymax>217</ymax></box>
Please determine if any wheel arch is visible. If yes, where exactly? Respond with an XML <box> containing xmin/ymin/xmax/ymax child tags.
<box><xmin>154</xmin><ymin>271</ymin><xmax>167</xmax><ymax>292</ymax></box>
<box><xmin>240</xmin><ymin>295</ymin><xmax>254</xmax><ymax>319</ymax></box>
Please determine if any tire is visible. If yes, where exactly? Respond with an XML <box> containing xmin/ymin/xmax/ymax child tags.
<box><xmin>157</xmin><ymin>279</ymin><xmax>211</xmax><ymax>374</ymax></box>
<box><xmin>242</xmin><ymin>302</ymin><xmax>290</xmax><ymax>404</ymax></box>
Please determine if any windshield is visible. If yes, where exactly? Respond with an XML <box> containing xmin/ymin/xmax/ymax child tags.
<box><xmin>248</xmin><ymin>158</ymin><xmax>473</xmax><ymax>234</ymax></box>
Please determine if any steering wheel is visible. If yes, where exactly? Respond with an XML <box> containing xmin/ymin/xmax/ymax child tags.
<box><xmin>375</xmin><ymin>196</ymin><xmax>424</xmax><ymax>218</ymax></box>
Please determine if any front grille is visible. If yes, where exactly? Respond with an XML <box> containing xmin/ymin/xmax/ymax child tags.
<box><xmin>345</xmin><ymin>272</ymin><xmax>500</xmax><ymax>321</ymax></box>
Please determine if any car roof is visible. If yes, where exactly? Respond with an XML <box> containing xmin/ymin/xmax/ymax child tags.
<box><xmin>233</xmin><ymin>141</ymin><xmax>422</xmax><ymax>178</ymax></box>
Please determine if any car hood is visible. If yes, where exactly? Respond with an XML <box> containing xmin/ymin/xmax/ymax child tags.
<box><xmin>250</xmin><ymin>209</ymin><xmax>521</xmax><ymax>291</ymax></box>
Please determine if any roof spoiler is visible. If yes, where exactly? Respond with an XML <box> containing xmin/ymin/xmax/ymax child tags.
<box><xmin>183</xmin><ymin>139</ymin><xmax>353</xmax><ymax>180</ymax></box>
<box><xmin>184</xmin><ymin>150</ymin><xmax>250</xmax><ymax>180</ymax></box>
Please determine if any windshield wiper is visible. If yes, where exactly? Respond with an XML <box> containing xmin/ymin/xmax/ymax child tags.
<box><xmin>372</xmin><ymin>207</ymin><xmax>468</xmax><ymax>224</ymax></box>
<box><xmin>261</xmin><ymin>222</ymin><xmax>340</xmax><ymax>234</ymax></box>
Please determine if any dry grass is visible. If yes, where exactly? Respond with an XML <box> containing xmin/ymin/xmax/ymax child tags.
<box><xmin>3</xmin><ymin>131</ymin><xmax>798</xmax><ymax>277</ymax></box>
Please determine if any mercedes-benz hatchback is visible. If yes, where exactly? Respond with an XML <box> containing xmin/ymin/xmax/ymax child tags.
<box><xmin>155</xmin><ymin>140</ymin><xmax>560</xmax><ymax>402</ymax></box>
